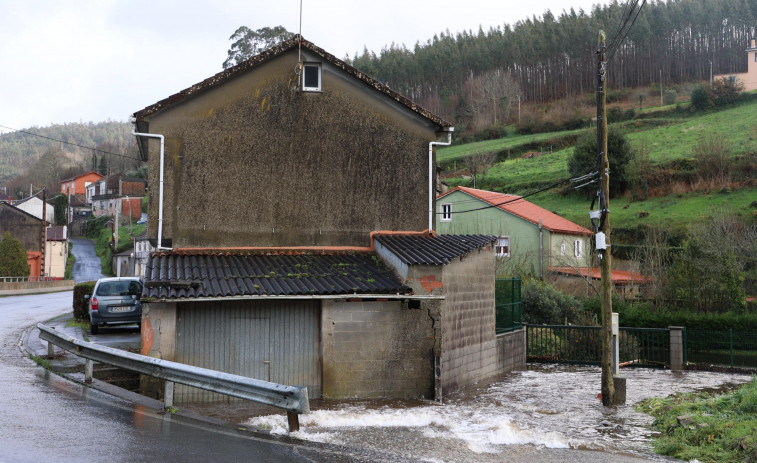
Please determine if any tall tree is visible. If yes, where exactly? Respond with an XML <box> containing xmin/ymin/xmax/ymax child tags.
<box><xmin>222</xmin><ymin>26</ymin><xmax>294</xmax><ymax>69</ymax></box>
<box><xmin>0</xmin><ymin>231</ymin><xmax>30</xmax><ymax>277</ymax></box>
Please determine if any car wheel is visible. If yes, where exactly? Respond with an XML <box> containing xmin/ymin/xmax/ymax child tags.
<box><xmin>90</xmin><ymin>323</ymin><xmax>99</xmax><ymax>335</ymax></box>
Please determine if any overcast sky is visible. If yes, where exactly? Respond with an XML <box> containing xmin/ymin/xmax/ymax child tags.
<box><xmin>0</xmin><ymin>0</ymin><xmax>609</xmax><ymax>131</ymax></box>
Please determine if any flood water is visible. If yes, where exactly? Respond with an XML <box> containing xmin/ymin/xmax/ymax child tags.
<box><xmin>244</xmin><ymin>365</ymin><xmax>753</xmax><ymax>462</ymax></box>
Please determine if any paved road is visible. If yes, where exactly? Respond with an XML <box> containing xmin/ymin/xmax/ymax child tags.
<box><xmin>70</xmin><ymin>237</ymin><xmax>106</xmax><ymax>283</ymax></box>
<box><xmin>3</xmin><ymin>292</ymin><xmax>387</xmax><ymax>463</ymax></box>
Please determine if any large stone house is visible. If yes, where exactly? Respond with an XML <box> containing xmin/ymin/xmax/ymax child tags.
<box><xmin>132</xmin><ymin>37</ymin><xmax>524</xmax><ymax>403</ymax></box>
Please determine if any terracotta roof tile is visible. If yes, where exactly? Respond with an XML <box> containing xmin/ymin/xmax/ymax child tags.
<box><xmin>440</xmin><ymin>187</ymin><xmax>592</xmax><ymax>236</ymax></box>
<box><xmin>548</xmin><ymin>267</ymin><xmax>652</xmax><ymax>284</ymax></box>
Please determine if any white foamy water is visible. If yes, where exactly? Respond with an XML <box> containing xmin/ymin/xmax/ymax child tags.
<box><xmin>244</xmin><ymin>365</ymin><xmax>752</xmax><ymax>462</ymax></box>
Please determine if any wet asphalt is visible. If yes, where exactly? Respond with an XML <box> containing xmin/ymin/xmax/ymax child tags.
<box><xmin>70</xmin><ymin>237</ymin><xmax>106</xmax><ymax>283</ymax></box>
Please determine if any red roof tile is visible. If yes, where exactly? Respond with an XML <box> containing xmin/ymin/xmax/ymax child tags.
<box><xmin>548</xmin><ymin>267</ymin><xmax>652</xmax><ymax>284</ymax></box>
<box><xmin>439</xmin><ymin>187</ymin><xmax>591</xmax><ymax>236</ymax></box>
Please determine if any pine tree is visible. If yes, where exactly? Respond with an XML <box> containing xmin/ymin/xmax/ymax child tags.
<box><xmin>0</xmin><ymin>231</ymin><xmax>30</xmax><ymax>277</ymax></box>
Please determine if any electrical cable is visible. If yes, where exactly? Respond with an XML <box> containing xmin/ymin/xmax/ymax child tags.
<box><xmin>0</xmin><ymin>124</ymin><xmax>141</xmax><ymax>162</ymax></box>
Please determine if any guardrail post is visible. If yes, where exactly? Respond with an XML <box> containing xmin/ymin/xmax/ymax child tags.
<box><xmin>164</xmin><ymin>381</ymin><xmax>174</xmax><ymax>409</ymax></box>
<box><xmin>287</xmin><ymin>411</ymin><xmax>299</xmax><ymax>432</ymax></box>
<box><xmin>85</xmin><ymin>359</ymin><xmax>93</xmax><ymax>383</ymax></box>
<box><xmin>669</xmin><ymin>326</ymin><xmax>684</xmax><ymax>371</ymax></box>
<box><xmin>47</xmin><ymin>327</ymin><xmax>56</xmax><ymax>358</ymax></box>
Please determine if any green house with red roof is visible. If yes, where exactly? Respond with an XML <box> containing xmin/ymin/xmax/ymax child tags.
<box><xmin>436</xmin><ymin>187</ymin><xmax>593</xmax><ymax>277</ymax></box>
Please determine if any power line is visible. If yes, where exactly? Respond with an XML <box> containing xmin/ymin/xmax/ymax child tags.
<box><xmin>438</xmin><ymin>172</ymin><xmax>597</xmax><ymax>216</ymax></box>
<box><xmin>0</xmin><ymin>124</ymin><xmax>141</xmax><ymax>162</ymax></box>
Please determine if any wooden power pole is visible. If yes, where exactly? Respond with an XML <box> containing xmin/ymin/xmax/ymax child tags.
<box><xmin>597</xmin><ymin>30</ymin><xmax>615</xmax><ymax>406</ymax></box>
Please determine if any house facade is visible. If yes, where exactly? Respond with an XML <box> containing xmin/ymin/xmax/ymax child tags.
<box><xmin>133</xmin><ymin>37</ymin><xmax>523</xmax><ymax>403</ymax></box>
<box><xmin>45</xmin><ymin>226</ymin><xmax>68</xmax><ymax>278</ymax></box>
<box><xmin>60</xmin><ymin>171</ymin><xmax>103</xmax><ymax>196</ymax></box>
<box><xmin>436</xmin><ymin>187</ymin><xmax>593</xmax><ymax>277</ymax></box>
<box><xmin>714</xmin><ymin>38</ymin><xmax>757</xmax><ymax>92</ymax></box>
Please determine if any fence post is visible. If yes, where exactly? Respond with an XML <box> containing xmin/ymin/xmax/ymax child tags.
<box><xmin>668</xmin><ymin>326</ymin><xmax>684</xmax><ymax>370</ymax></box>
<box><xmin>729</xmin><ymin>328</ymin><xmax>734</xmax><ymax>367</ymax></box>
<box><xmin>85</xmin><ymin>359</ymin><xmax>93</xmax><ymax>383</ymax></box>
<box><xmin>287</xmin><ymin>411</ymin><xmax>300</xmax><ymax>432</ymax></box>
<box><xmin>164</xmin><ymin>381</ymin><xmax>174</xmax><ymax>409</ymax></box>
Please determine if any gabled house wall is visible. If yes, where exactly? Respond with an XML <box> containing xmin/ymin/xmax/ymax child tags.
<box><xmin>0</xmin><ymin>203</ymin><xmax>42</xmax><ymax>252</ymax></box>
<box><xmin>139</xmin><ymin>47</ymin><xmax>438</xmax><ymax>248</ymax></box>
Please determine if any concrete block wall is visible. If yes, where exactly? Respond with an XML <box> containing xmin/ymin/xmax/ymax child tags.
<box><xmin>322</xmin><ymin>300</ymin><xmax>434</xmax><ymax>398</ymax></box>
<box><xmin>439</xmin><ymin>247</ymin><xmax>497</xmax><ymax>392</ymax></box>
<box><xmin>496</xmin><ymin>329</ymin><xmax>526</xmax><ymax>373</ymax></box>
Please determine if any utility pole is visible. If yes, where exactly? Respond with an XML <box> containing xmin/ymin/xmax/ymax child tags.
<box><xmin>40</xmin><ymin>188</ymin><xmax>47</xmax><ymax>279</ymax></box>
<box><xmin>597</xmin><ymin>31</ymin><xmax>615</xmax><ymax>406</ymax></box>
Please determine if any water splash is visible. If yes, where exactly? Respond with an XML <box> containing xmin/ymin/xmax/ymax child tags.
<box><xmin>244</xmin><ymin>365</ymin><xmax>751</xmax><ymax>462</ymax></box>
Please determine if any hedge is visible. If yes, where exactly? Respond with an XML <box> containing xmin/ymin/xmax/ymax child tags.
<box><xmin>584</xmin><ymin>298</ymin><xmax>757</xmax><ymax>331</ymax></box>
<box><xmin>73</xmin><ymin>281</ymin><xmax>96</xmax><ymax>321</ymax></box>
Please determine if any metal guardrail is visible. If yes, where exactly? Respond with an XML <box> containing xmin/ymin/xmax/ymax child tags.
<box><xmin>37</xmin><ymin>323</ymin><xmax>309</xmax><ymax>431</ymax></box>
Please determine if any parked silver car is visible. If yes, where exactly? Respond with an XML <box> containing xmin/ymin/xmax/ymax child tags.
<box><xmin>84</xmin><ymin>277</ymin><xmax>143</xmax><ymax>334</ymax></box>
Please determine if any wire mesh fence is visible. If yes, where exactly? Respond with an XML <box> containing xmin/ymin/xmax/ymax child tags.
<box><xmin>686</xmin><ymin>329</ymin><xmax>757</xmax><ymax>369</ymax></box>
<box><xmin>495</xmin><ymin>278</ymin><xmax>522</xmax><ymax>334</ymax></box>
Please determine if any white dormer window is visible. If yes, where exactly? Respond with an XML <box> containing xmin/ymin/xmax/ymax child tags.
<box><xmin>302</xmin><ymin>63</ymin><xmax>321</xmax><ymax>92</ymax></box>
<box><xmin>496</xmin><ymin>236</ymin><xmax>510</xmax><ymax>257</ymax></box>
<box><xmin>441</xmin><ymin>203</ymin><xmax>452</xmax><ymax>222</ymax></box>
<box><xmin>574</xmin><ymin>239</ymin><xmax>583</xmax><ymax>258</ymax></box>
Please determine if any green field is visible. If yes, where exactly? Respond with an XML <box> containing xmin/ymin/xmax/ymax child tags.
<box><xmin>441</xmin><ymin>99</ymin><xmax>757</xmax><ymax>235</ymax></box>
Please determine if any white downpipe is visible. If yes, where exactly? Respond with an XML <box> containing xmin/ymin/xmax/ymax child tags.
<box><xmin>131</xmin><ymin>128</ymin><xmax>170</xmax><ymax>251</ymax></box>
<box><xmin>428</xmin><ymin>130</ymin><xmax>454</xmax><ymax>232</ymax></box>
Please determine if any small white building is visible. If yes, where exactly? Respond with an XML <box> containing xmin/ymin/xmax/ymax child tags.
<box><xmin>12</xmin><ymin>196</ymin><xmax>54</xmax><ymax>224</ymax></box>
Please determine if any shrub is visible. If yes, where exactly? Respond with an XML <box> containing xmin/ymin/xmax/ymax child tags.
<box><xmin>522</xmin><ymin>279</ymin><xmax>590</xmax><ymax>325</ymax></box>
<box><xmin>690</xmin><ymin>85</ymin><xmax>712</xmax><ymax>111</ymax></box>
<box><xmin>73</xmin><ymin>281</ymin><xmax>96</xmax><ymax>321</ymax></box>
<box><xmin>569</xmin><ymin>128</ymin><xmax>633</xmax><ymax>198</ymax></box>
<box><xmin>663</xmin><ymin>89</ymin><xmax>677</xmax><ymax>105</ymax></box>
<box><xmin>0</xmin><ymin>231</ymin><xmax>30</xmax><ymax>277</ymax></box>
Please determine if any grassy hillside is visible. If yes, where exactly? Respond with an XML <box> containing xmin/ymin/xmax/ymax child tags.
<box><xmin>441</xmin><ymin>99</ymin><xmax>757</xmax><ymax>237</ymax></box>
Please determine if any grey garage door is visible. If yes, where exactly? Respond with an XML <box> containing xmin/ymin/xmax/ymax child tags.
<box><xmin>174</xmin><ymin>299</ymin><xmax>321</xmax><ymax>402</ymax></box>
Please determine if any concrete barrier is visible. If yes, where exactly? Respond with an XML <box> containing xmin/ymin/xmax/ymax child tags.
<box><xmin>0</xmin><ymin>280</ymin><xmax>75</xmax><ymax>296</ymax></box>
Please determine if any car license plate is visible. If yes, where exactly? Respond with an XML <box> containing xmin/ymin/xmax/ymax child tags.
<box><xmin>111</xmin><ymin>306</ymin><xmax>132</xmax><ymax>313</ymax></box>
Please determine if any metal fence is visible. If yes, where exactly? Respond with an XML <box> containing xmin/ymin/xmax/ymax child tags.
<box><xmin>686</xmin><ymin>329</ymin><xmax>757</xmax><ymax>369</ymax></box>
<box><xmin>526</xmin><ymin>325</ymin><xmax>670</xmax><ymax>368</ymax></box>
<box><xmin>0</xmin><ymin>276</ymin><xmax>64</xmax><ymax>282</ymax></box>
<box><xmin>495</xmin><ymin>278</ymin><xmax>522</xmax><ymax>334</ymax></box>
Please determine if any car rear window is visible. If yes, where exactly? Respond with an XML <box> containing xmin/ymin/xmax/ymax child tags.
<box><xmin>96</xmin><ymin>280</ymin><xmax>143</xmax><ymax>296</ymax></box>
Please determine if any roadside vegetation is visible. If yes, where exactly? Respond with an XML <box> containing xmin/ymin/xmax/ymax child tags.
<box><xmin>637</xmin><ymin>377</ymin><xmax>757</xmax><ymax>463</ymax></box>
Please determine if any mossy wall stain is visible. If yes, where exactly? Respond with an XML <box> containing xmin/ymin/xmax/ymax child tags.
<box><xmin>146</xmin><ymin>56</ymin><xmax>437</xmax><ymax>248</ymax></box>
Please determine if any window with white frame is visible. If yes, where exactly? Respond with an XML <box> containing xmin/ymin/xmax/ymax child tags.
<box><xmin>441</xmin><ymin>203</ymin><xmax>452</xmax><ymax>222</ymax></box>
<box><xmin>302</xmin><ymin>63</ymin><xmax>321</xmax><ymax>91</ymax></box>
<box><xmin>496</xmin><ymin>236</ymin><xmax>510</xmax><ymax>257</ymax></box>
<box><xmin>560</xmin><ymin>243</ymin><xmax>566</xmax><ymax>256</ymax></box>
<box><xmin>574</xmin><ymin>239</ymin><xmax>583</xmax><ymax>258</ymax></box>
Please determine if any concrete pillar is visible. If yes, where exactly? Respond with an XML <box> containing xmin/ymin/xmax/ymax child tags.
<box><xmin>669</xmin><ymin>326</ymin><xmax>684</xmax><ymax>371</ymax></box>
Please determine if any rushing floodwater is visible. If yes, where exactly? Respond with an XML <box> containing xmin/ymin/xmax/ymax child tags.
<box><xmin>244</xmin><ymin>365</ymin><xmax>752</xmax><ymax>462</ymax></box>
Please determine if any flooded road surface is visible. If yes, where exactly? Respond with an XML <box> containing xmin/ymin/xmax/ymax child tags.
<box><xmin>245</xmin><ymin>364</ymin><xmax>752</xmax><ymax>462</ymax></box>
